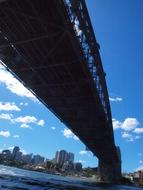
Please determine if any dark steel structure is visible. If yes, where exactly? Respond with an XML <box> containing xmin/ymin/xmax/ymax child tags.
<box><xmin>0</xmin><ymin>0</ymin><xmax>121</xmax><ymax>181</ymax></box>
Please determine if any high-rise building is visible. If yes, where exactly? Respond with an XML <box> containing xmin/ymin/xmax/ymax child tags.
<box><xmin>22</xmin><ymin>154</ymin><xmax>32</xmax><ymax>164</ymax></box>
<box><xmin>68</xmin><ymin>152</ymin><xmax>74</xmax><ymax>163</ymax></box>
<box><xmin>73</xmin><ymin>162</ymin><xmax>82</xmax><ymax>172</ymax></box>
<box><xmin>12</xmin><ymin>146</ymin><xmax>20</xmax><ymax>159</ymax></box>
<box><xmin>62</xmin><ymin>161</ymin><xmax>74</xmax><ymax>171</ymax></box>
<box><xmin>55</xmin><ymin>150</ymin><xmax>75</xmax><ymax>166</ymax></box>
<box><xmin>59</xmin><ymin>150</ymin><xmax>66</xmax><ymax>166</ymax></box>
<box><xmin>55</xmin><ymin>151</ymin><xmax>59</xmax><ymax>163</ymax></box>
<box><xmin>32</xmin><ymin>155</ymin><xmax>45</xmax><ymax>165</ymax></box>
<box><xmin>15</xmin><ymin>151</ymin><xmax>22</xmax><ymax>161</ymax></box>
<box><xmin>64</xmin><ymin>152</ymin><xmax>69</xmax><ymax>162</ymax></box>
<box><xmin>55</xmin><ymin>150</ymin><xmax>67</xmax><ymax>166</ymax></box>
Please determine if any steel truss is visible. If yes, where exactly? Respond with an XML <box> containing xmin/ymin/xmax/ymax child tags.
<box><xmin>63</xmin><ymin>0</ymin><xmax>112</xmax><ymax>124</ymax></box>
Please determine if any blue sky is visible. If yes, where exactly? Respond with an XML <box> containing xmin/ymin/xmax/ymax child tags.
<box><xmin>86</xmin><ymin>0</ymin><xmax>143</xmax><ymax>172</ymax></box>
<box><xmin>0</xmin><ymin>0</ymin><xmax>143</xmax><ymax>172</ymax></box>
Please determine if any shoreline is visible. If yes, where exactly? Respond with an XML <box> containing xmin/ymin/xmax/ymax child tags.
<box><xmin>1</xmin><ymin>164</ymin><xmax>143</xmax><ymax>188</ymax></box>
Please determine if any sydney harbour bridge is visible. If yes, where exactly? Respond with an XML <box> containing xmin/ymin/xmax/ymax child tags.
<box><xmin>0</xmin><ymin>0</ymin><xmax>121</xmax><ymax>181</ymax></box>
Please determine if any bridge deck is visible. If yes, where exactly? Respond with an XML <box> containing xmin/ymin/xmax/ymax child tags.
<box><xmin>0</xmin><ymin>0</ymin><xmax>117</xmax><ymax>163</ymax></box>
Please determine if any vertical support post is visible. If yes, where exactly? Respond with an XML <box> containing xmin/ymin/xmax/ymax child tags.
<box><xmin>98</xmin><ymin>146</ymin><xmax>122</xmax><ymax>182</ymax></box>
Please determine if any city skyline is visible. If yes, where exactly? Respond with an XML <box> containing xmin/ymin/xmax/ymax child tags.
<box><xmin>0</xmin><ymin>146</ymin><xmax>46</xmax><ymax>164</ymax></box>
<box><xmin>0</xmin><ymin>0</ymin><xmax>143</xmax><ymax>172</ymax></box>
<box><xmin>0</xmin><ymin>146</ymin><xmax>82</xmax><ymax>169</ymax></box>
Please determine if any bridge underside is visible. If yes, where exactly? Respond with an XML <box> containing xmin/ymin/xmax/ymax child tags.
<box><xmin>0</xmin><ymin>0</ymin><xmax>120</xmax><ymax>171</ymax></box>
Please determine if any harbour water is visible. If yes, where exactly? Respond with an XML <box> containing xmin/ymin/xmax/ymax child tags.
<box><xmin>0</xmin><ymin>165</ymin><xmax>142</xmax><ymax>190</ymax></box>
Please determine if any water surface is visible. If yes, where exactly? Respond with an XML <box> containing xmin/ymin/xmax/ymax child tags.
<box><xmin>0</xmin><ymin>165</ymin><xmax>142</xmax><ymax>190</ymax></box>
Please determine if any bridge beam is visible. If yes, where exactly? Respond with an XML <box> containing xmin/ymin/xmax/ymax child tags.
<box><xmin>98</xmin><ymin>146</ymin><xmax>121</xmax><ymax>182</ymax></box>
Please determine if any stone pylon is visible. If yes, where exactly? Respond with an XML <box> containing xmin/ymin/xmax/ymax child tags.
<box><xmin>98</xmin><ymin>146</ymin><xmax>122</xmax><ymax>183</ymax></box>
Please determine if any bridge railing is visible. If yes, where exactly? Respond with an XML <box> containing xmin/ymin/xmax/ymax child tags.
<box><xmin>63</xmin><ymin>0</ymin><xmax>112</xmax><ymax>123</ymax></box>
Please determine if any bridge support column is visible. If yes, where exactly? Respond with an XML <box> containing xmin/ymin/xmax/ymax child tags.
<box><xmin>98</xmin><ymin>147</ymin><xmax>121</xmax><ymax>182</ymax></box>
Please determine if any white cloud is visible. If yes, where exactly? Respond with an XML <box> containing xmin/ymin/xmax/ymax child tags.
<box><xmin>20</xmin><ymin>123</ymin><xmax>31</xmax><ymax>129</ymax></box>
<box><xmin>0</xmin><ymin>102</ymin><xmax>21</xmax><ymax>111</ymax></box>
<box><xmin>135</xmin><ymin>165</ymin><xmax>143</xmax><ymax>171</ymax></box>
<box><xmin>13</xmin><ymin>116</ymin><xmax>45</xmax><ymax>128</ymax></box>
<box><xmin>121</xmin><ymin>132</ymin><xmax>140</xmax><ymax>142</ymax></box>
<box><xmin>113</xmin><ymin>118</ymin><xmax>143</xmax><ymax>141</ymax></box>
<box><xmin>109</xmin><ymin>97</ymin><xmax>123</xmax><ymax>102</ymax></box>
<box><xmin>20</xmin><ymin>102</ymin><xmax>28</xmax><ymax>106</ymax></box>
<box><xmin>0</xmin><ymin>113</ymin><xmax>13</xmax><ymax>121</ymax></box>
<box><xmin>0</xmin><ymin>113</ymin><xmax>44</xmax><ymax>128</ymax></box>
<box><xmin>8</xmin><ymin>146</ymin><xmax>14</xmax><ymax>151</ymax></box>
<box><xmin>121</xmin><ymin>132</ymin><xmax>134</xmax><ymax>142</ymax></box>
<box><xmin>139</xmin><ymin>160</ymin><xmax>143</xmax><ymax>164</ymax></box>
<box><xmin>14</xmin><ymin>116</ymin><xmax>37</xmax><ymax>124</ymax></box>
<box><xmin>0</xmin><ymin>131</ymin><xmax>11</xmax><ymax>137</ymax></box>
<box><xmin>37</xmin><ymin>120</ymin><xmax>45</xmax><ymax>126</ymax></box>
<box><xmin>0</xmin><ymin>62</ymin><xmax>37</xmax><ymax>101</ymax></box>
<box><xmin>51</xmin><ymin>126</ymin><xmax>56</xmax><ymax>130</ymax></box>
<box><xmin>121</xmin><ymin>118</ymin><xmax>139</xmax><ymax>131</ymax></box>
<box><xmin>112</xmin><ymin>118</ymin><xmax>122</xmax><ymax>130</ymax></box>
<box><xmin>134</xmin><ymin>128</ymin><xmax>143</xmax><ymax>134</ymax></box>
<box><xmin>7</xmin><ymin>146</ymin><xmax>26</xmax><ymax>154</ymax></box>
<box><xmin>79</xmin><ymin>150</ymin><xmax>88</xmax><ymax>155</ymax></box>
<box><xmin>63</xmin><ymin>129</ymin><xmax>73</xmax><ymax>138</ymax></box>
<box><xmin>122</xmin><ymin>132</ymin><xmax>132</xmax><ymax>139</ymax></box>
<box><xmin>138</xmin><ymin>153</ymin><xmax>142</xmax><ymax>156</ymax></box>
<box><xmin>113</xmin><ymin>118</ymin><xmax>140</xmax><ymax>132</ymax></box>
<box><xmin>73</xmin><ymin>136</ymin><xmax>79</xmax><ymax>140</ymax></box>
<box><xmin>21</xmin><ymin>149</ymin><xmax>27</xmax><ymax>155</ymax></box>
<box><xmin>13</xmin><ymin>134</ymin><xmax>20</xmax><ymax>138</ymax></box>
<box><xmin>63</xmin><ymin>128</ymin><xmax>79</xmax><ymax>140</ymax></box>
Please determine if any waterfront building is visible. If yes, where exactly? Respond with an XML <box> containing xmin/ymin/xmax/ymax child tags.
<box><xmin>55</xmin><ymin>151</ymin><xmax>59</xmax><ymax>164</ymax></box>
<box><xmin>64</xmin><ymin>152</ymin><xmax>69</xmax><ymax>162</ymax></box>
<box><xmin>73</xmin><ymin>162</ymin><xmax>82</xmax><ymax>172</ymax></box>
<box><xmin>68</xmin><ymin>152</ymin><xmax>74</xmax><ymax>163</ymax></box>
<box><xmin>32</xmin><ymin>155</ymin><xmax>45</xmax><ymax>165</ymax></box>
<box><xmin>62</xmin><ymin>161</ymin><xmax>74</xmax><ymax>172</ymax></box>
<box><xmin>132</xmin><ymin>170</ymin><xmax>143</xmax><ymax>182</ymax></box>
<box><xmin>55</xmin><ymin>150</ymin><xmax>67</xmax><ymax>166</ymax></box>
<box><xmin>2</xmin><ymin>150</ymin><xmax>12</xmax><ymax>160</ymax></box>
<box><xmin>22</xmin><ymin>154</ymin><xmax>32</xmax><ymax>164</ymax></box>
<box><xmin>14</xmin><ymin>151</ymin><xmax>22</xmax><ymax>161</ymax></box>
<box><xmin>55</xmin><ymin>150</ymin><xmax>75</xmax><ymax>166</ymax></box>
<box><xmin>59</xmin><ymin>150</ymin><xmax>67</xmax><ymax>166</ymax></box>
<box><xmin>12</xmin><ymin>146</ymin><xmax>20</xmax><ymax>159</ymax></box>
